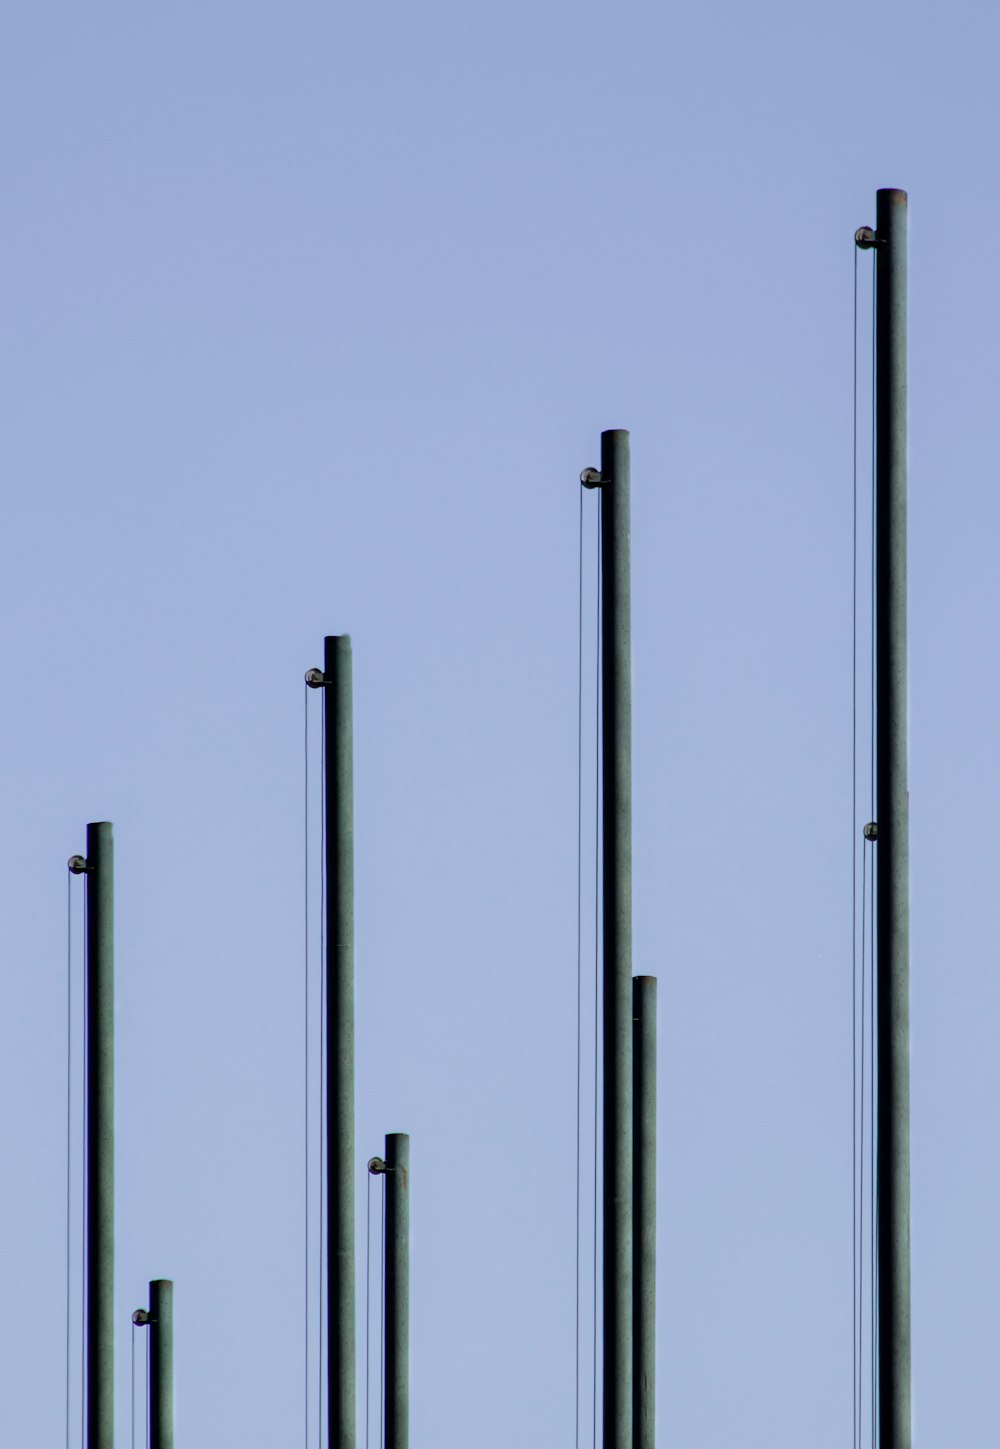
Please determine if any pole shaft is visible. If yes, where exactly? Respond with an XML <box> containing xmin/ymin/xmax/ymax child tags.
<box><xmin>601</xmin><ymin>429</ymin><xmax>633</xmax><ymax>1449</ymax></box>
<box><xmin>86</xmin><ymin>821</ymin><xmax>114</xmax><ymax>1449</ymax></box>
<box><xmin>325</xmin><ymin>635</ymin><xmax>356</xmax><ymax>1449</ymax></box>
<box><xmin>632</xmin><ymin>977</ymin><xmax>656</xmax><ymax>1449</ymax></box>
<box><xmin>875</xmin><ymin>187</ymin><xmax>911</xmax><ymax>1449</ymax></box>
<box><xmin>384</xmin><ymin>1133</ymin><xmax>410</xmax><ymax>1449</ymax></box>
<box><xmin>149</xmin><ymin>1280</ymin><xmax>174</xmax><ymax>1449</ymax></box>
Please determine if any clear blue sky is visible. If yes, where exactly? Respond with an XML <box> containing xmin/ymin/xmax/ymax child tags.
<box><xmin>2</xmin><ymin>2</ymin><xmax>999</xmax><ymax>1444</ymax></box>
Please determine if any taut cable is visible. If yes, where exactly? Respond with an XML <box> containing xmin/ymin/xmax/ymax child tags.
<box><xmin>575</xmin><ymin>485</ymin><xmax>584</xmax><ymax>1449</ymax></box>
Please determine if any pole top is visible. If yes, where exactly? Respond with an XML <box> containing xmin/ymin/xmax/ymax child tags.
<box><xmin>876</xmin><ymin>186</ymin><xmax>908</xmax><ymax>205</ymax></box>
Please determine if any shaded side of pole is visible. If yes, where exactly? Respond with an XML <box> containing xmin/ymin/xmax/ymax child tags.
<box><xmin>149</xmin><ymin>1280</ymin><xmax>174</xmax><ymax>1449</ymax></box>
<box><xmin>632</xmin><ymin>977</ymin><xmax>656</xmax><ymax>1449</ymax></box>
<box><xmin>325</xmin><ymin>635</ymin><xmax>356</xmax><ymax>1449</ymax></box>
<box><xmin>384</xmin><ymin>1133</ymin><xmax>409</xmax><ymax>1449</ymax></box>
<box><xmin>601</xmin><ymin>428</ymin><xmax>633</xmax><ymax>1449</ymax></box>
<box><xmin>86</xmin><ymin>821</ymin><xmax>114</xmax><ymax>1449</ymax></box>
<box><xmin>875</xmin><ymin>187</ymin><xmax>911</xmax><ymax>1449</ymax></box>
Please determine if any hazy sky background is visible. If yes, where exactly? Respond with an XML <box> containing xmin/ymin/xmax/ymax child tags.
<box><xmin>3</xmin><ymin>2</ymin><xmax>1000</xmax><ymax>1444</ymax></box>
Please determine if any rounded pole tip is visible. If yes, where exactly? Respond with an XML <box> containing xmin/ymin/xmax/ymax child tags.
<box><xmin>633</xmin><ymin>976</ymin><xmax>658</xmax><ymax>1008</ymax></box>
<box><xmin>877</xmin><ymin>187</ymin><xmax>908</xmax><ymax>205</ymax></box>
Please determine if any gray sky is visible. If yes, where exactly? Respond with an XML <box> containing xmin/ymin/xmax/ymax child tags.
<box><xmin>2</xmin><ymin>2</ymin><xmax>999</xmax><ymax>1444</ymax></box>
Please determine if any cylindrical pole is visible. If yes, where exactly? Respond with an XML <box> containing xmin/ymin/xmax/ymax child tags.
<box><xmin>384</xmin><ymin>1133</ymin><xmax>410</xmax><ymax>1449</ymax></box>
<box><xmin>875</xmin><ymin>187</ymin><xmax>911</xmax><ymax>1449</ymax></box>
<box><xmin>149</xmin><ymin>1280</ymin><xmax>174</xmax><ymax>1449</ymax></box>
<box><xmin>325</xmin><ymin>635</ymin><xmax>356</xmax><ymax>1449</ymax></box>
<box><xmin>632</xmin><ymin>977</ymin><xmax>656</xmax><ymax>1449</ymax></box>
<box><xmin>86</xmin><ymin>821</ymin><xmax>114</xmax><ymax>1449</ymax></box>
<box><xmin>601</xmin><ymin>428</ymin><xmax>633</xmax><ymax>1449</ymax></box>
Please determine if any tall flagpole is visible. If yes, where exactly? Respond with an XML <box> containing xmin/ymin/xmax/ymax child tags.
<box><xmin>874</xmin><ymin>186</ymin><xmax>911</xmax><ymax>1449</ymax></box>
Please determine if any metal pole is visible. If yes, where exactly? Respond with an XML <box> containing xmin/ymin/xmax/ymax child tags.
<box><xmin>86</xmin><ymin>821</ymin><xmax>114</xmax><ymax>1449</ymax></box>
<box><xmin>632</xmin><ymin>977</ymin><xmax>656</xmax><ymax>1449</ymax></box>
<box><xmin>875</xmin><ymin>187</ymin><xmax>911</xmax><ymax>1449</ymax></box>
<box><xmin>601</xmin><ymin>428</ymin><xmax>633</xmax><ymax>1449</ymax></box>
<box><xmin>384</xmin><ymin>1133</ymin><xmax>410</xmax><ymax>1449</ymax></box>
<box><xmin>149</xmin><ymin>1280</ymin><xmax>174</xmax><ymax>1449</ymax></box>
<box><xmin>325</xmin><ymin>635</ymin><xmax>356</xmax><ymax>1449</ymax></box>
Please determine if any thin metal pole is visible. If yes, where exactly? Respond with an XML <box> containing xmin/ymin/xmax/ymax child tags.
<box><xmin>325</xmin><ymin>635</ymin><xmax>356</xmax><ymax>1449</ymax></box>
<box><xmin>86</xmin><ymin>821</ymin><xmax>114</xmax><ymax>1449</ymax></box>
<box><xmin>384</xmin><ymin>1133</ymin><xmax>409</xmax><ymax>1449</ymax></box>
<box><xmin>601</xmin><ymin>428</ymin><xmax>633</xmax><ymax>1449</ymax></box>
<box><xmin>632</xmin><ymin>977</ymin><xmax>656</xmax><ymax>1449</ymax></box>
<box><xmin>149</xmin><ymin>1280</ymin><xmax>173</xmax><ymax>1449</ymax></box>
<box><xmin>875</xmin><ymin>186</ymin><xmax>910</xmax><ymax>1449</ymax></box>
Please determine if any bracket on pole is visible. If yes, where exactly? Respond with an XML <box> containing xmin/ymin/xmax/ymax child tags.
<box><xmin>68</xmin><ymin>854</ymin><xmax>91</xmax><ymax>874</ymax></box>
<box><xmin>305</xmin><ymin>668</ymin><xmax>328</xmax><ymax>688</ymax></box>
<box><xmin>132</xmin><ymin>1309</ymin><xmax>151</xmax><ymax>1326</ymax></box>
<box><xmin>580</xmin><ymin>467</ymin><xmax>603</xmax><ymax>489</ymax></box>
<box><xmin>855</xmin><ymin>226</ymin><xmax>879</xmax><ymax>250</ymax></box>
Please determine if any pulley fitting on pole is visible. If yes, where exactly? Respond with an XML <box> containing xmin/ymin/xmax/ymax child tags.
<box><xmin>68</xmin><ymin>854</ymin><xmax>90</xmax><ymax>874</ymax></box>
<box><xmin>855</xmin><ymin>226</ymin><xmax>879</xmax><ymax>249</ymax></box>
<box><xmin>580</xmin><ymin>467</ymin><xmax>603</xmax><ymax>489</ymax></box>
<box><xmin>864</xmin><ymin>821</ymin><xmax>879</xmax><ymax>841</ymax></box>
<box><xmin>132</xmin><ymin>1309</ymin><xmax>151</xmax><ymax>1326</ymax></box>
<box><xmin>368</xmin><ymin>1157</ymin><xmax>387</xmax><ymax>1175</ymax></box>
<box><xmin>305</xmin><ymin>668</ymin><xmax>328</xmax><ymax>689</ymax></box>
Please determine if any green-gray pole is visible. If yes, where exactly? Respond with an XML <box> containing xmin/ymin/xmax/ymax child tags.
<box><xmin>325</xmin><ymin>635</ymin><xmax>356</xmax><ymax>1449</ymax></box>
<box><xmin>601</xmin><ymin>428</ymin><xmax>632</xmax><ymax>1449</ymax></box>
<box><xmin>875</xmin><ymin>187</ymin><xmax>911</xmax><ymax>1449</ymax></box>
<box><xmin>632</xmin><ymin>976</ymin><xmax>656</xmax><ymax>1449</ymax></box>
<box><xmin>86</xmin><ymin>821</ymin><xmax>114</xmax><ymax>1449</ymax></box>
<box><xmin>149</xmin><ymin>1280</ymin><xmax>174</xmax><ymax>1449</ymax></box>
<box><xmin>384</xmin><ymin>1133</ymin><xmax>409</xmax><ymax>1449</ymax></box>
